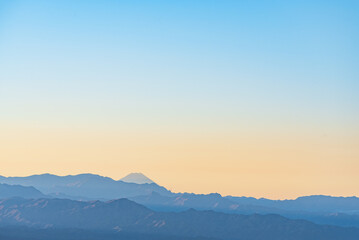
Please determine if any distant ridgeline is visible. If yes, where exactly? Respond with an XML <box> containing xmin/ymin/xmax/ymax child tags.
<box><xmin>0</xmin><ymin>173</ymin><xmax>359</xmax><ymax>240</ymax></box>
<box><xmin>0</xmin><ymin>173</ymin><xmax>172</xmax><ymax>200</ymax></box>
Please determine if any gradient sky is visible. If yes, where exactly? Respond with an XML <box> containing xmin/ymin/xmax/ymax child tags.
<box><xmin>0</xmin><ymin>0</ymin><xmax>358</xmax><ymax>199</ymax></box>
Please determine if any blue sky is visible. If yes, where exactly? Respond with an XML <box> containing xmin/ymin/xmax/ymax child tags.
<box><xmin>1</xmin><ymin>0</ymin><xmax>358</xmax><ymax>131</ymax></box>
<box><xmin>0</xmin><ymin>0</ymin><xmax>358</xmax><ymax>197</ymax></box>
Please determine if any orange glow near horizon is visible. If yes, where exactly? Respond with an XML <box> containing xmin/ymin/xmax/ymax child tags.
<box><xmin>1</xmin><ymin>124</ymin><xmax>358</xmax><ymax>200</ymax></box>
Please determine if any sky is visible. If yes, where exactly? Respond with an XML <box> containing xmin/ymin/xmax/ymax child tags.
<box><xmin>0</xmin><ymin>0</ymin><xmax>358</xmax><ymax>199</ymax></box>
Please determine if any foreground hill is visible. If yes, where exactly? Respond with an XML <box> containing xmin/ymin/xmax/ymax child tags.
<box><xmin>0</xmin><ymin>227</ymin><xmax>216</xmax><ymax>240</ymax></box>
<box><xmin>0</xmin><ymin>198</ymin><xmax>359</xmax><ymax>240</ymax></box>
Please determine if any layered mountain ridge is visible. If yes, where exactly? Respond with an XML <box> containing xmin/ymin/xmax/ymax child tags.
<box><xmin>1</xmin><ymin>197</ymin><xmax>359</xmax><ymax>240</ymax></box>
<box><xmin>0</xmin><ymin>173</ymin><xmax>172</xmax><ymax>200</ymax></box>
<box><xmin>1</xmin><ymin>173</ymin><xmax>359</xmax><ymax>228</ymax></box>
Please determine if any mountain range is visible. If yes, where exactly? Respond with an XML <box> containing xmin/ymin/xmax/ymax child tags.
<box><xmin>1</xmin><ymin>173</ymin><xmax>359</xmax><ymax>229</ymax></box>
<box><xmin>1</xmin><ymin>197</ymin><xmax>359</xmax><ymax>240</ymax></box>
<box><xmin>0</xmin><ymin>173</ymin><xmax>172</xmax><ymax>200</ymax></box>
